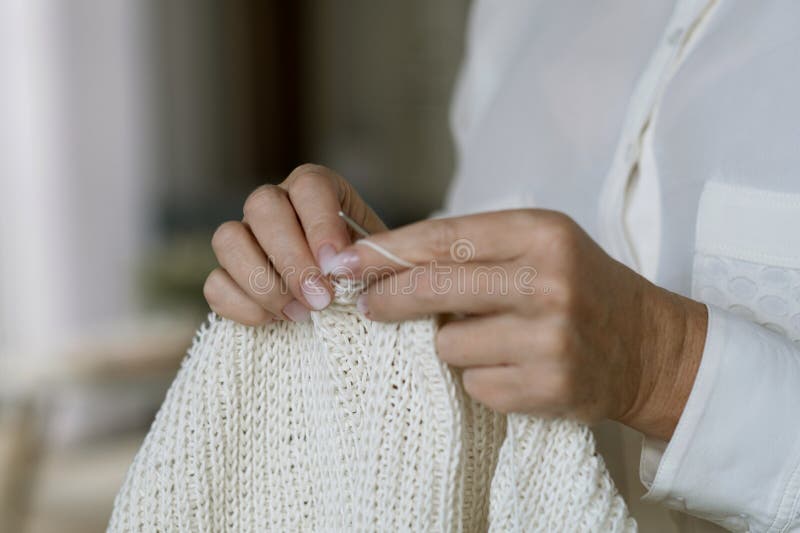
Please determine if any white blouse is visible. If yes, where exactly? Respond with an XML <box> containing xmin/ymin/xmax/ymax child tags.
<box><xmin>443</xmin><ymin>1</ymin><xmax>800</xmax><ymax>531</ymax></box>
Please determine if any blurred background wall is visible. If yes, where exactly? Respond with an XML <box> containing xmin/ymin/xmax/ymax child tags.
<box><xmin>0</xmin><ymin>1</ymin><xmax>469</xmax><ymax>531</ymax></box>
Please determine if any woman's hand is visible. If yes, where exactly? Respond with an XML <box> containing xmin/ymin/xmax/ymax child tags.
<box><xmin>325</xmin><ymin>209</ymin><xmax>708</xmax><ymax>440</ymax></box>
<box><xmin>203</xmin><ymin>164</ymin><xmax>386</xmax><ymax>325</ymax></box>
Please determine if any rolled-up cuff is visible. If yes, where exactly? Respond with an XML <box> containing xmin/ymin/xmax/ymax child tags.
<box><xmin>639</xmin><ymin>305</ymin><xmax>800</xmax><ymax>532</ymax></box>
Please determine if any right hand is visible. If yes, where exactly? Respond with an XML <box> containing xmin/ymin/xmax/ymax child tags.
<box><xmin>203</xmin><ymin>164</ymin><xmax>386</xmax><ymax>325</ymax></box>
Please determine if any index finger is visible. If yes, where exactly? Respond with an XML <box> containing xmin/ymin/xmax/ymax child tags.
<box><xmin>281</xmin><ymin>164</ymin><xmax>386</xmax><ymax>274</ymax></box>
<box><xmin>330</xmin><ymin>209</ymin><xmax>540</xmax><ymax>278</ymax></box>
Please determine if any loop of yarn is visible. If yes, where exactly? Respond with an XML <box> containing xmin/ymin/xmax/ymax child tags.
<box><xmin>330</xmin><ymin>277</ymin><xmax>365</xmax><ymax>305</ymax></box>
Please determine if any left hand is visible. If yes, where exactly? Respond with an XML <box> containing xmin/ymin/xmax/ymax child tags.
<box><xmin>324</xmin><ymin>209</ymin><xmax>708</xmax><ymax>440</ymax></box>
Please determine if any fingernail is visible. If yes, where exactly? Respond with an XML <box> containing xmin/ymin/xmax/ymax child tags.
<box><xmin>323</xmin><ymin>249</ymin><xmax>360</xmax><ymax>276</ymax></box>
<box><xmin>317</xmin><ymin>243</ymin><xmax>338</xmax><ymax>275</ymax></box>
<box><xmin>301</xmin><ymin>273</ymin><xmax>331</xmax><ymax>310</ymax></box>
<box><xmin>282</xmin><ymin>299</ymin><xmax>310</xmax><ymax>322</ymax></box>
<box><xmin>356</xmin><ymin>294</ymin><xmax>369</xmax><ymax>316</ymax></box>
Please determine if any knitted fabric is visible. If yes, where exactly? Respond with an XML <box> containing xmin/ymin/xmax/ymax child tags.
<box><xmin>109</xmin><ymin>287</ymin><xmax>635</xmax><ymax>532</ymax></box>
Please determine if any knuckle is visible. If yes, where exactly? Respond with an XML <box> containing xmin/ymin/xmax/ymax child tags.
<box><xmin>430</xmin><ymin>218</ymin><xmax>460</xmax><ymax>257</ymax></box>
<box><xmin>288</xmin><ymin>164</ymin><xmax>329</xmax><ymax>192</ymax></box>
<box><xmin>540</xmin><ymin>212</ymin><xmax>579</xmax><ymax>252</ymax></box>
<box><xmin>289</xmin><ymin>162</ymin><xmax>328</xmax><ymax>180</ymax></box>
<box><xmin>243</xmin><ymin>185</ymin><xmax>285</xmax><ymax>218</ymax></box>
<box><xmin>543</xmin><ymin>209</ymin><xmax>575</xmax><ymax>229</ymax></box>
<box><xmin>540</xmin><ymin>271</ymin><xmax>577</xmax><ymax>312</ymax></box>
<box><xmin>211</xmin><ymin>221</ymin><xmax>245</xmax><ymax>253</ymax></box>
<box><xmin>511</xmin><ymin>209</ymin><xmax>539</xmax><ymax>232</ymax></box>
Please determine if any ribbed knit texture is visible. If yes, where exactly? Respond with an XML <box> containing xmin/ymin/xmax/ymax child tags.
<box><xmin>109</xmin><ymin>288</ymin><xmax>635</xmax><ymax>532</ymax></box>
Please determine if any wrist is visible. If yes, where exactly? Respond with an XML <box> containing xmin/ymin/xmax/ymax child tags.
<box><xmin>617</xmin><ymin>283</ymin><xmax>708</xmax><ymax>440</ymax></box>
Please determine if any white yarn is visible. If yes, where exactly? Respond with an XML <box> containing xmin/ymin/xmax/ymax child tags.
<box><xmin>354</xmin><ymin>240</ymin><xmax>415</xmax><ymax>269</ymax></box>
<box><xmin>490</xmin><ymin>415</ymin><xmax>635</xmax><ymax>532</ymax></box>
<box><xmin>109</xmin><ymin>282</ymin><xmax>635</xmax><ymax>532</ymax></box>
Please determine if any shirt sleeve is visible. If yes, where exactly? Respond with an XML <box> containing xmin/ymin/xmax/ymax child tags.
<box><xmin>639</xmin><ymin>304</ymin><xmax>800</xmax><ymax>532</ymax></box>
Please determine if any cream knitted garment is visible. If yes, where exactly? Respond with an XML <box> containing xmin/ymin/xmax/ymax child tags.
<box><xmin>109</xmin><ymin>287</ymin><xmax>635</xmax><ymax>532</ymax></box>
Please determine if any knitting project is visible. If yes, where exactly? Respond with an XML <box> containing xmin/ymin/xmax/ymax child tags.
<box><xmin>109</xmin><ymin>286</ymin><xmax>635</xmax><ymax>532</ymax></box>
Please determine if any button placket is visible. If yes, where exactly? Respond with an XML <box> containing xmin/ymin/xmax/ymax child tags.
<box><xmin>667</xmin><ymin>27</ymin><xmax>685</xmax><ymax>46</ymax></box>
<box><xmin>624</xmin><ymin>142</ymin><xmax>640</xmax><ymax>166</ymax></box>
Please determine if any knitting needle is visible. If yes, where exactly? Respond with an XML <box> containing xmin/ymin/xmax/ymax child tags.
<box><xmin>338</xmin><ymin>210</ymin><xmax>371</xmax><ymax>237</ymax></box>
<box><xmin>337</xmin><ymin>211</ymin><xmax>415</xmax><ymax>268</ymax></box>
